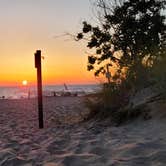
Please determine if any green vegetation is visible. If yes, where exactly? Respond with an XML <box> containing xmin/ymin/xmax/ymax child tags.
<box><xmin>77</xmin><ymin>0</ymin><xmax>166</xmax><ymax>124</ymax></box>
<box><xmin>151</xmin><ymin>48</ymin><xmax>166</xmax><ymax>97</ymax></box>
<box><xmin>84</xmin><ymin>83</ymin><xmax>151</xmax><ymax>125</ymax></box>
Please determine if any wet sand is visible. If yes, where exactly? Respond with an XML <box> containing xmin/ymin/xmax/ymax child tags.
<box><xmin>0</xmin><ymin>97</ymin><xmax>166</xmax><ymax>166</ymax></box>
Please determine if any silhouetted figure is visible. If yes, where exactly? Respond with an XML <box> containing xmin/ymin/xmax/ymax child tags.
<box><xmin>28</xmin><ymin>90</ymin><xmax>30</xmax><ymax>99</ymax></box>
<box><xmin>53</xmin><ymin>91</ymin><xmax>56</xmax><ymax>97</ymax></box>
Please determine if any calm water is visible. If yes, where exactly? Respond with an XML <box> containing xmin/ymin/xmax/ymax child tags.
<box><xmin>0</xmin><ymin>84</ymin><xmax>100</xmax><ymax>99</ymax></box>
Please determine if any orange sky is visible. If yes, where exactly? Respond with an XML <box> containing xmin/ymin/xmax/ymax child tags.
<box><xmin>0</xmin><ymin>0</ymin><xmax>97</xmax><ymax>86</ymax></box>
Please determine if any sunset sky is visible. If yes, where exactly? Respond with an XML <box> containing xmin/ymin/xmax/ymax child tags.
<box><xmin>0</xmin><ymin>0</ymin><xmax>98</xmax><ymax>86</ymax></box>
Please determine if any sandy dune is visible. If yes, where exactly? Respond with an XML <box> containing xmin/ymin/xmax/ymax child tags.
<box><xmin>0</xmin><ymin>97</ymin><xmax>166</xmax><ymax>166</ymax></box>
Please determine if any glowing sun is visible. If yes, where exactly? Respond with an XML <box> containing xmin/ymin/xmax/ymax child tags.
<box><xmin>22</xmin><ymin>80</ymin><xmax>28</xmax><ymax>86</ymax></box>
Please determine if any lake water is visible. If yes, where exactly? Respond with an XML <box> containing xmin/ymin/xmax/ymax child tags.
<box><xmin>0</xmin><ymin>84</ymin><xmax>101</xmax><ymax>99</ymax></box>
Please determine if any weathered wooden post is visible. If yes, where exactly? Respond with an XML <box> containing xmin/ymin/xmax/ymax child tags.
<box><xmin>35</xmin><ymin>50</ymin><xmax>44</xmax><ymax>129</ymax></box>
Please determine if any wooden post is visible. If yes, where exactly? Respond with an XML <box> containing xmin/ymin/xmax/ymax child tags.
<box><xmin>35</xmin><ymin>50</ymin><xmax>44</xmax><ymax>129</ymax></box>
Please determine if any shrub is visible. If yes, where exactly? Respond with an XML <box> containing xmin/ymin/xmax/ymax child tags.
<box><xmin>84</xmin><ymin>80</ymin><xmax>152</xmax><ymax>125</ymax></box>
<box><xmin>151</xmin><ymin>54</ymin><xmax>166</xmax><ymax>97</ymax></box>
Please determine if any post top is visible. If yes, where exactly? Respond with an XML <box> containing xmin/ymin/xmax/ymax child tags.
<box><xmin>36</xmin><ymin>50</ymin><xmax>41</xmax><ymax>55</ymax></box>
<box><xmin>35</xmin><ymin>50</ymin><xmax>41</xmax><ymax>68</ymax></box>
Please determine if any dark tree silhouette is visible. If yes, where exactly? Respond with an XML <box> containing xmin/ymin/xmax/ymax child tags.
<box><xmin>77</xmin><ymin>0</ymin><xmax>166</xmax><ymax>84</ymax></box>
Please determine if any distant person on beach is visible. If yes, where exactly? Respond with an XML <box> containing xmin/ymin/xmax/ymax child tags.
<box><xmin>53</xmin><ymin>91</ymin><xmax>56</xmax><ymax>97</ymax></box>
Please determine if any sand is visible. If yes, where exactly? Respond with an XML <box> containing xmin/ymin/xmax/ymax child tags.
<box><xmin>0</xmin><ymin>96</ymin><xmax>166</xmax><ymax>166</ymax></box>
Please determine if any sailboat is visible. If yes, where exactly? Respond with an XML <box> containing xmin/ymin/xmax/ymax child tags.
<box><xmin>61</xmin><ymin>83</ymin><xmax>78</xmax><ymax>97</ymax></box>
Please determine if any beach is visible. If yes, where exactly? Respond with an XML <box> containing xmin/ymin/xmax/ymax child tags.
<box><xmin>0</xmin><ymin>96</ymin><xmax>166</xmax><ymax>166</ymax></box>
